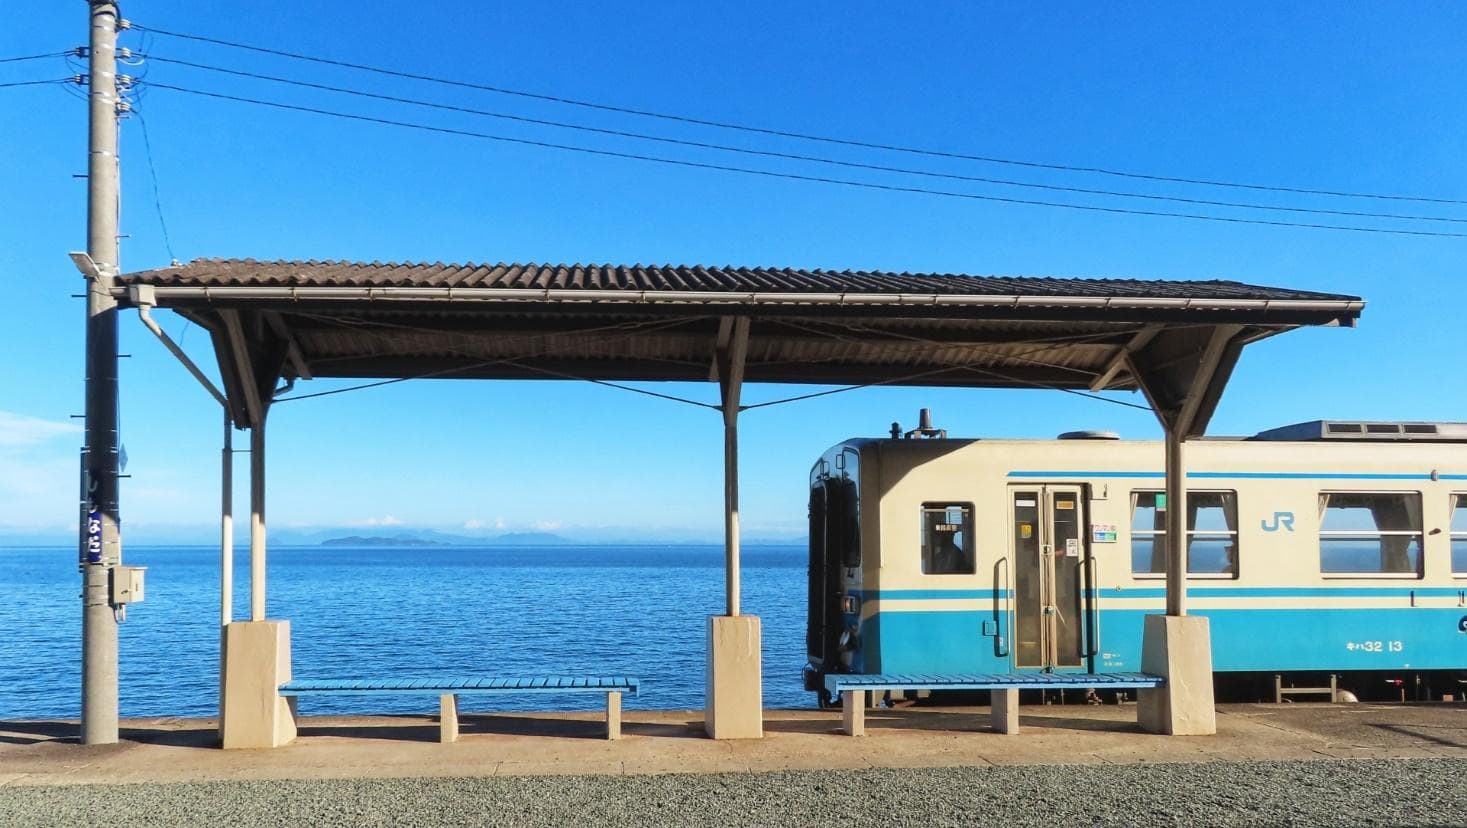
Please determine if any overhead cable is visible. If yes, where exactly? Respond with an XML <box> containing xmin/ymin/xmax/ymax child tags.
<box><xmin>141</xmin><ymin>81</ymin><xmax>1467</xmax><ymax>239</ymax></box>
<box><xmin>133</xmin><ymin>110</ymin><xmax>179</xmax><ymax>264</ymax></box>
<box><xmin>142</xmin><ymin>55</ymin><xmax>1466</xmax><ymax>226</ymax></box>
<box><xmin>0</xmin><ymin>51</ymin><xmax>70</xmax><ymax>63</ymax></box>
<box><xmin>129</xmin><ymin>24</ymin><xmax>1467</xmax><ymax>207</ymax></box>
<box><xmin>0</xmin><ymin>78</ymin><xmax>69</xmax><ymax>89</ymax></box>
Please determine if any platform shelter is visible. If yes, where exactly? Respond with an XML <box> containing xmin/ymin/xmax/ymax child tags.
<box><xmin>113</xmin><ymin>259</ymin><xmax>1362</xmax><ymax>747</ymax></box>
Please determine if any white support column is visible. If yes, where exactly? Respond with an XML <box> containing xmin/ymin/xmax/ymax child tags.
<box><xmin>219</xmin><ymin>412</ymin><xmax>233</xmax><ymax>732</ymax></box>
<box><xmin>721</xmin><ymin>318</ymin><xmax>749</xmax><ymax>617</ymax></box>
<box><xmin>249</xmin><ymin>421</ymin><xmax>266</xmax><ymax>621</ymax></box>
<box><xmin>221</xmin><ymin>413</ymin><xmax>234</xmax><ymax>627</ymax></box>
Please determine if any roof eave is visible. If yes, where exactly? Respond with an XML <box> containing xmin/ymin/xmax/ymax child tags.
<box><xmin>116</xmin><ymin>284</ymin><xmax>1364</xmax><ymax>325</ymax></box>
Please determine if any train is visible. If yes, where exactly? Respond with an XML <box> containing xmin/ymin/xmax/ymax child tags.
<box><xmin>804</xmin><ymin>414</ymin><xmax>1467</xmax><ymax>705</ymax></box>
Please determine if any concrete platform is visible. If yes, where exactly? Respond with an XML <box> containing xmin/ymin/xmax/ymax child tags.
<box><xmin>1</xmin><ymin>703</ymin><xmax>1463</xmax><ymax>787</ymax></box>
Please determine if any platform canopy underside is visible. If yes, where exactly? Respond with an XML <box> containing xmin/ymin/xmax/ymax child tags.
<box><xmin>115</xmin><ymin>259</ymin><xmax>1363</xmax><ymax>435</ymax></box>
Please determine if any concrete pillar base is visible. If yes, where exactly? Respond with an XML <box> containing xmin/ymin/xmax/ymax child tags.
<box><xmin>440</xmin><ymin>694</ymin><xmax>459</xmax><ymax>743</ymax></box>
<box><xmin>1137</xmin><ymin>614</ymin><xmax>1217</xmax><ymax>736</ymax></box>
<box><xmin>704</xmin><ymin>614</ymin><xmax>763</xmax><ymax>739</ymax></box>
<box><xmin>992</xmin><ymin>688</ymin><xmax>1020</xmax><ymax>734</ymax></box>
<box><xmin>840</xmin><ymin>690</ymin><xmax>866</xmax><ymax>736</ymax></box>
<box><xmin>221</xmin><ymin>620</ymin><xmax>297</xmax><ymax>749</ymax></box>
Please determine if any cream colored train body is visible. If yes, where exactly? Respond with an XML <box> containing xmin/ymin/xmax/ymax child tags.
<box><xmin>803</xmin><ymin>421</ymin><xmax>1467</xmax><ymax>702</ymax></box>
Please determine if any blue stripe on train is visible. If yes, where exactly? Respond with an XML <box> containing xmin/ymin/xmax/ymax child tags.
<box><xmin>861</xmin><ymin>607</ymin><xmax>1467</xmax><ymax>675</ymax></box>
<box><xmin>1008</xmin><ymin>470</ymin><xmax>1467</xmax><ymax>480</ymax></box>
<box><xmin>853</xmin><ymin>586</ymin><xmax>1465</xmax><ymax>601</ymax></box>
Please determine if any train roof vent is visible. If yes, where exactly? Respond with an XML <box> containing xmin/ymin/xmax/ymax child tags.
<box><xmin>1251</xmin><ymin>420</ymin><xmax>1467</xmax><ymax>442</ymax></box>
<box><xmin>1058</xmin><ymin>430</ymin><xmax>1121</xmax><ymax>440</ymax></box>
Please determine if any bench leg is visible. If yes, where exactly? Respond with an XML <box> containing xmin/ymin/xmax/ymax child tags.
<box><xmin>440</xmin><ymin>693</ymin><xmax>459</xmax><ymax>744</ymax></box>
<box><xmin>992</xmin><ymin>688</ymin><xmax>1019</xmax><ymax>734</ymax></box>
<box><xmin>606</xmin><ymin>691</ymin><xmax>622</xmax><ymax>740</ymax></box>
<box><xmin>841</xmin><ymin>690</ymin><xmax>866</xmax><ymax>737</ymax></box>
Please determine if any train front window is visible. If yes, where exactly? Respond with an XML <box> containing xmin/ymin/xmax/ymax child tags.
<box><xmin>921</xmin><ymin>503</ymin><xmax>974</xmax><ymax>575</ymax></box>
<box><xmin>1451</xmin><ymin>494</ymin><xmax>1467</xmax><ymax>576</ymax></box>
<box><xmin>1129</xmin><ymin>490</ymin><xmax>1239</xmax><ymax>578</ymax></box>
<box><xmin>1318</xmin><ymin>492</ymin><xmax>1423</xmax><ymax>577</ymax></box>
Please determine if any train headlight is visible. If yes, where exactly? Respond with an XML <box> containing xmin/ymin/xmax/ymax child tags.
<box><xmin>841</xmin><ymin>595</ymin><xmax>860</xmax><ymax>614</ymax></box>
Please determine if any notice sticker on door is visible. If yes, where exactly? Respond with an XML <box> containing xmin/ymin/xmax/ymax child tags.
<box><xmin>1056</xmin><ymin>499</ymin><xmax>1075</xmax><ymax>510</ymax></box>
<box><xmin>1065</xmin><ymin>538</ymin><xmax>1079</xmax><ymax>556</ymax></box>
<box><xmin>1020</xmin><ymin>523</ymin><xmax>1033</xmax><ymax>539</ymax></box>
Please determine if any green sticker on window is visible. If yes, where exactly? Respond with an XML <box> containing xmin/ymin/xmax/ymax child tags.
<box><xmin>1155</xmin><ymin>494</ymin><xmax>1167</xmax><ymax>510</ymax></box>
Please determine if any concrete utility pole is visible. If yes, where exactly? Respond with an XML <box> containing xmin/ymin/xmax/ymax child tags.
<box><xmin>80</xmin><ymin>0</ymin><xmax>123</xmax><ymax>746</ymax></box>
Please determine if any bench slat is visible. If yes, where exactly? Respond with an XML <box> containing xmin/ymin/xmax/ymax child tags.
<box><xmin>824</xmin><ymin>671</ymin><xmax>1164</xmax><ymax>695</ymax></box>
<box><xmin>281</xmin><ymin>675</ymin><xmax>639</xmax><ymax>696</ymax></box>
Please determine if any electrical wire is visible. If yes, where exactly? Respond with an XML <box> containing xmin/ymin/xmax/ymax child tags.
<box><xmin>0</xmin><ymin>51</ymin><xmax>69</xmax><ymax>63</ymax></box>
<box><xmin>128</xmin><ymin>24</ymin><xmax>1467</xmax><ymax>207</ymax></box>
<box><xmin>141</xmin><ymin>55</ymin><xmax>1467</xmax><ymax>226</ymax></box>
<box><xmin>0</xmin><ymin>78</ymin><xmax>69</xmax><ymax>89</ymax></box>
<box><xmin>139</xmin><ymin>81</ymin><xmax>1467</xmax><ymax>239</ymax></box>
<box><xmin>133</xmin><ymin>109</ymin><xmax>180</xmax><ymax>264</ymax></box>
<box><xmin>274</xmin><ymin>315</ymin><xmax>714</xmax><ymax>405</ymax></box>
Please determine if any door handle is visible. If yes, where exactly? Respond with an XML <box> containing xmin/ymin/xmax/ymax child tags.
<box><xmin>995</xmin><ymin>556</ymin><xmax>1010</xmax><ymax>658</ymax></box>
<box><xmin>1084</xmin><ymin>554</ymin><xmax>1101</xmax><ymax>658</ymax></box>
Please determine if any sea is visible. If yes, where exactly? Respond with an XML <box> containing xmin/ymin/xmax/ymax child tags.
<box><xmin>0</xmin><ymin>544</ymin><xmax>811</xmax><ymax>719</ymax></box>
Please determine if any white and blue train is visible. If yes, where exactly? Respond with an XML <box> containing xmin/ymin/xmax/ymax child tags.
<box><xmin>804</xmin><ymin>417</ymin><xmax>1467</xmax><ymax>704</ymax></box>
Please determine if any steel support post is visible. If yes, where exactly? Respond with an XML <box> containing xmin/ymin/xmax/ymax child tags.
<box><xmin>1164</xmin><ymin>428</ymin><xmax>1187</xmax><ymax>616</ymax></box>
<box><xmin>723</xmin><ymin>414</ymin><xmax>740</xmax><ymax>616</ymax></box>
<box><xmin>80</xmin><ymin>0</ymin><xmax>122</xmax><ymax>746</ymax></box>
<box><xmin>221</xmin><ymin>413</ymin><xmax>234</xmax><ymax>626</ymax></box>
<box><xmin>249</xmin><ymin>421</ymin><xmax>267</xmax><ymax>621</ymax></box>
<box><xmin>717</xmin><ymin>318</ymin><xmax>749</xmax><ymax>617</ymax></box>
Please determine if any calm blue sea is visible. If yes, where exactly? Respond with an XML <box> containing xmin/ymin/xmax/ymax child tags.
<box><xmin>0</xmin><ymin>544</ymin><xmax>811</xmax><ymax>719</ymax></box>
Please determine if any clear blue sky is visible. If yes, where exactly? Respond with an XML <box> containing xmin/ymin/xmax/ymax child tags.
<box><xmin>3</xmin><ymin>2</ymin><xmax>1464</xmax><ymax>544</ymax></box>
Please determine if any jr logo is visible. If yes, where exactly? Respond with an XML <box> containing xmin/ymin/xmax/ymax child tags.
<box><xmin>1261</xmin><ymin>512</ymin><xmax>1295</xmax><ymax>532</ymax></box>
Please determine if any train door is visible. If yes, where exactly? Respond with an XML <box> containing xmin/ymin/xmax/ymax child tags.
<box><xmin>1009</xmin><ymin>486</ymin><xmax>1088</xmax><ymax>670</ymax></box>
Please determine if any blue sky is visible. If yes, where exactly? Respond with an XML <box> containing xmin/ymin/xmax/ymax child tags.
<box><xmin>2</xmin><ymin>2</ymin><xmax>1464</xmax><ymax>544</ymax></box>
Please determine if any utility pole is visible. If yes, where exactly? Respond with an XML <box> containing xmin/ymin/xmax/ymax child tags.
<box><xmin>80</xmin><ymin>0</ymin><xmax>123</xmax><ymax>746</ymax></box>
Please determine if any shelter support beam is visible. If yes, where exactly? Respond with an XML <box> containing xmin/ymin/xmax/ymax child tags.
<box><xmin>1089</xmin><ymin>325</ymin><xmax>1161</xmax><ymax>392</ymax></box>
<box><xmin>706</xmin><ymin>317</ymin><xmax>762</xmax><ymax>739</ymax></box>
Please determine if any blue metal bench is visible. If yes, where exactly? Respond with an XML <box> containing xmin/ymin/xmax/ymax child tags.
<box><xmin>280</xmin><ymin>676</ymin><xmax>640</xmax><ymax>743</ymax></box>
<box><xmin>824</xmin><ymin>672</ymin><xmax>1164</xmax><ymax>736</ymax></box>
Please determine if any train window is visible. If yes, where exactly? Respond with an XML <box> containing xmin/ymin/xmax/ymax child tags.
<box><xmin>1318</xmin><ymin>492</ymin><xmax>1423</xmax><ymax>577</ymax></box>
<box><xmin>1451</xmin><ymin>495</ymin><xmax>1467</xmax><ymax>576</ymax></box>
<box><xmin>1129</xmin><ymin>490</ymin><xmax>1239</xmax><ymax>578</ymax></box>
<box><xmin>921</xmin><ymin>502</ymin><xmax>974</xmax><ymax>575</ymax></box>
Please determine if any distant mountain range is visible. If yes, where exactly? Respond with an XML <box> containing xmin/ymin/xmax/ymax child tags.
<box><xmin>0</xmin><ymin>526</ymin><xmax>802</xmax><ymax>547</ymax></box>
<box><xmin>321</xmin><ymin>531</ymin><xmax>573</xmax><ymax>547</ymax></box>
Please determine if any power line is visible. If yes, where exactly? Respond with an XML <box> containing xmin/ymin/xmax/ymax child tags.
<box><xmin>141</xmin><ymin>81</ymin><xmax>1467</xmax><ymax>239</ymax></box>
<box><xmin>129</xmin><ymin>23</ymin><xmax>1467</xmax><ymax>207</ymax></box>
<box><xmin>132</xmin><ymin>110</ymin><xmax>179</xmax><ymax>264</ymax></box>
<box><xmin>0</xmin><ymin>51</ymin><xmax>69</xmax><ymax>63</ymax></box>
<box><xmin>0</xmin><ymin>78</ymin><xmax>68</xmax><ymax>89</ymax></box>
<box><xmin>142</xmin><ymin>55</ymin><xmax>1467</xmax><ymax>227</ymax></box>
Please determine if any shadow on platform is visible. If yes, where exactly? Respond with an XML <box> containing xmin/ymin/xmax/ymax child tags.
<box><xmin>761</xmin><ymin>707</ymin><xmax>1143</xmax><ymax>736</ymax></box>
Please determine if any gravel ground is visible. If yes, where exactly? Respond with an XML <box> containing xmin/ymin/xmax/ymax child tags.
<box><xmin>3</xmin><ymin>758</ymin><xmax>1464</xmax><ymax>827</ymax></box>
